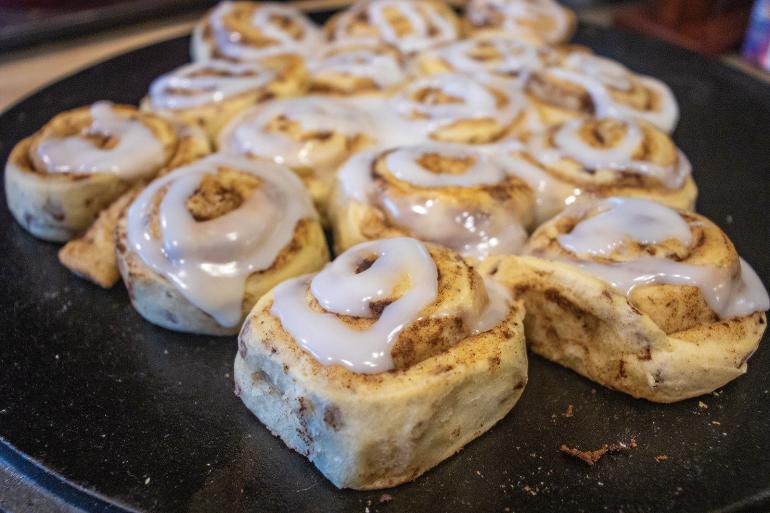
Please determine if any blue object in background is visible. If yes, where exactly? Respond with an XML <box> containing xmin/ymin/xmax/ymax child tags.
<box><xmin>743</xmin><ymin>0</ymin><xmax>770</xmax><ymax>70</ymax></box>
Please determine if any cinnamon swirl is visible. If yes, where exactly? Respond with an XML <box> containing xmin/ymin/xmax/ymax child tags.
<box><xmin>323</xmin><ymin>0</ymin><xmax>461</xmax><ymax>55</ymax></box>
<box><xmin>308</xmin><ymin>41</ymin><xmax>409</xmax><ymax>96</ymax></box>
<box><xmin>116</xmin><ymin>153</ymin><xmax>329</xmax><ymax>335</ymax></box>
<box><xmin>5</xmin><ymin>102</ymin><xmax>209</xmax><ymax>242</ymax></box>
<box><xmin>495</xmin><ymin>116</ymin><xmax>697</xmax><ymax>225</ymax></box>
<box><xmin>524</xmin><ymin>51</ymin><xmax>679</xmax><ymax>132</ymax></box>
<box><xmin>235</xmin><ymin>237</ymin><xmax>527</xmax><ymax>488</ymax></box>
<box><xmin>331</xmin><ymin>143</ymin><xmax>535</xmax><ymax>258</ymax></box>
<box><xmin>142</xmin><ymin>58</ymin><xmax>307</xmax><ymax>140</ymax></box>
<box><xmin>217</xmin><ymin>96</ymin><xmax>376</xmax><ymax>214</ymax></box>
<box><xmin>192</xmin><ymin>1</ymin><xmax>321</xmax><ymax>62</ymax></box>
<box><xmin>464</xmin><ymin>0</ymin><xmax>576</xmax><ymax>44</ymax></box>
<box><xmin>376</xmin><ymin>72</ymin><xmax>527</xmax><ymax>146</ymax></box>
<box><xmin>480</xmin><ymin>197</ymin><xmax>768</xmax><ymax>402</ymax></box>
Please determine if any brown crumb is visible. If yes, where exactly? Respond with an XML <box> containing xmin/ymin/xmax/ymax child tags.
<box><xmin>563</xmin><ymin>404</ymin><xmax>574</xmax><ymax>417</ymax></box>
<box><xmin>698</xmin><ymin>401</ymin><xmax>709</xmax><ymax>410</ymax></box>
<box><xmin>711</xmin><ymin>421</ymin><xmax>721</xmax><ymax>426</ymax></box>
<box><xmin>379</xmin><ymin>493</ymin><xmax>393</xmax><ymax>503</ymax></box>
<box><xmin>655</xmin><ymin>454</ymin><xmax>669</xmax><ymax>462</ymax></box>
<box><xmin>560</xmin><ymin>438</ymin><xmax>637</xmax><ymax>466</ymax></box>
<box><xmin>560</xmin><ymin>444</ymin><xmax>608</xmax><ymax>466</ymax></box>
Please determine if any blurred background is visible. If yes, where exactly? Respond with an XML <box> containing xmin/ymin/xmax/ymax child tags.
<box><xmin>1</xmin><ymin>0</ymin><xmax>769</xmax><ymax>111</ymax></box>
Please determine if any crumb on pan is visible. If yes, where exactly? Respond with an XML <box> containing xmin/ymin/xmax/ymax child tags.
<box><xmin>559</xmin><ymin>437</ymin><xmax>637</xmax><ymax>466</ymax></box>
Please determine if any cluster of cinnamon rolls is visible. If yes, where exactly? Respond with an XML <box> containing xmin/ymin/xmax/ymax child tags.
<box><xmin>5</xmin><ymin>0</ymin><xmax>767</xmax><ymax>490</ymax></box>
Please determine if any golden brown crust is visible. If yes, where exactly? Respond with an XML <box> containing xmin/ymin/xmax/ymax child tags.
<box><xmin>58</xmin><ymin>186</ymin><xmax>141</xmax><ymax>288</ymax></box>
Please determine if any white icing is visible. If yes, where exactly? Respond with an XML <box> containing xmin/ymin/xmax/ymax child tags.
<box><xmin>432</xmin><ymin>35</ymin><xmax>553</xmax><ymax>82</ymax></box>
<box><xmin>311</xmin><ymin>42</ymin><xmax>407</xmax><ymax>90</ymax></box>
<box><xmin>532</xmin><ymin>117</ymin><xmax>690</xmax><ymax>189</ymax></box>
<box><xmin>383</xmin><ymin>73</ymin><xmax>522</xmax><ymax>144</ymax></box>
<box><xmin>537</xmin><ymin>64</ymin><xmax>679</xmax><ymax>133</ymax></box>
<box><xmin>271</xmin><ymin>237</ymin><xmax>438</xmax><ymax>373</ymax></box>
<box><xmin>332</xmin><ymin>0</ymin><xmax>458</xmax><ymax>54</ymax></box>
<box><xmin>385</xmin><ymin>143</ymin><xmax>508</xmax><ymax>188</ymax></box>
<box><xmin>558</xmin><ymin>197</ymin><xmax>692</xmax><ymax>257</ymax></box>
<box><xmin>472</xmin><ymin>277</ymin><xmax>513</xmax><ymax>335</ymax></box>
<box><xmin>551</xmin><ymin>198</ymin><xmax>770</xmax><ymax>319</ymax></box>
<box><xmin>494</xmin><ymin>116</ymin><xmax>690</xmax><ymax>224</ymax></box>
<box><xmin>36</xmin><ymin>102</ymin><xmax>166</xmax><ymax>179</ymax></box>
<box><xmin>126</xmin><ymin>154</ymin><xmax>316</xmax><ymax>327</ymax></box>
<box><xmin>467</xmin><ymin>0</ymin><xmax>572</xmax><ymax>43</ymax></box>
<box><xmin>218</xmin><ymin>96</ymin><xmax>375</xmax><ymax>168</ymax></box>
<box><xmin>338</xmin><ymin>145</ymin><xmax>529</xmax><ymax>259</ymax></box>
<box><xmin>149</xmin><ymin>60</ymin><xmax>275</xmax><ymax>110</ymax></box>
<box><xmin>206</xmin><ymin>1</ymin><xmax>320</xmax><ymax>60</ymax></box>
<box><xmin>495</xmin><ymin>141</ymin><xmax>584</xmax><ymax>224</ymax></box>
<box><xmin>563</xmin><ymin>52</ymin><xmax>632</xmax><ymax>91</ymax></box>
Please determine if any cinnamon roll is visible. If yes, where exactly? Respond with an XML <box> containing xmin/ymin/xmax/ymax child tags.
<box><xmin>464</xmin><ymin>0</ymin><xmax>576</xmax><ymax>44</ymax></box>
<box><xmin>116</xmin><ymin>153</ymin><xmax>329</xmax><ymax>335</ymax></box>
<box><xmin>415</xmin><ymin>33</ymin><xmax>560</xmax><ymax>83</ymax></box>
<box><xmin>323</xmin><ymin>0</ymin><xmax>461</xmax><ymax>55</ymax></box>
<box><xmin>142</xmin><ymin>58</ymin><xmax>307</xmax><ymax>140</ymax></box>
<box><xmin>524</xmin><ymin>51</ymin><xmax>679</xmax><ymax>133</ymax></box>
<box><xmin>330</xmin><ymin>143</ymin><xmax>535</xmax><ymax>259</ymax></box>
<box><xmin>235</xmin><ymin>237</ymin><xmax>527</xmax><ymax>489</ymax></box>
<box><xmin>308</xmin><ymin>41</ymin><xmax>409</xmax><ymax>96</ymax></box>
<box><xmin>495</xmin><ymin>116</ymin><xmax>697</xmax><ymax>225</ymax></box>
<box><xmin>192</xmin><ymin>1</ymin><xmax>321</xmax><ymax>62</ymax></box>
<box><xmin>378</xmin><ymin>72</ymin><xmax>527</xmax><ymax>146</ymax></box>
<box><xmin>479</xmin><ymin>197</ymin><xmax>768</xmax><ymax>402</ymax></box>
<box><xmin>217</xmin><ymin>96</ymin><xmax>376</xmax><ymax>214</ymax></box>
<box><xmin>5</xmin><ymin>102</ymin><xmax>209</xmax><ymax>242</ymax></box>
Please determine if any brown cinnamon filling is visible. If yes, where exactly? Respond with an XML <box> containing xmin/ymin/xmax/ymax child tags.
<box><xmin>185</xmin><ymin>167</ymin><xmax>261</xmax><ymax>222</ymax></box>
<box><xmin>416</xmin><ymin>152</ymin><xmax>476</xmax><ymax>175</ymax></box>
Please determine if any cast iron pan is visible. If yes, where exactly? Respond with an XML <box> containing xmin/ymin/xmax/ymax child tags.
<box><xmin>1</xmin><ymin>15</ymin><xmax>769</xmax><ymax>513</ymax></box>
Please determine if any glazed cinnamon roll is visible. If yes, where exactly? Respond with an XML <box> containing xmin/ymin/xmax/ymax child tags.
<box><xmin>5</xmin><ymin>102</ymin><xmax>209</xmax><ymax>242</ymax></box>
<box><xmin>235</xmin><ymin>237</ymin><xmax>527</xmax><ymax>489</ymax></box>
<box><xmin>377</xmin><ymin>72</ymin><xmax>527</xmax><ymax>146</ymax></box>
<box><xmin>464</xmin><ymin>0</ymin><xmax>576</xmax><ymax>44</ymax></box>
<box><xmin>142</xmin><ymin>58</ymin><xmax>307</xmax><ymax>140</ymax></box>
<box><xmin>331</xmin><ymin>143</ymin><xmax>535</xmax><ymax>258</ymax></box>
<box><xmin>415</xmin><ymin>33</ymin><xmax>560</xmax><ymax>83</ymax></box>
<box><xmin>524</xmin><ymin>51</ymin><xmax>679</xmax><ymax>132</ymax></box>
<box><xmin>323</xmin><ymin>0</ymin><xmax>461</xmax><ymax>55</ymax></box>
<box><xmin>116</xmin><ymin>153</ymin><xmax>329</xmax><ymax>335</ymax></box>
<box><xmin>217</xmin><ymin>96</ymin><xmax>376</xmax><ymax>213</ymax></box>
<box><xmin>192</xmin><ymin>1</ymin><xmax>321</xmax><ymax>62</ymax></box>
<box><xmin>308</xmin><ymin>41</ymin><xmax>409</xmax><ymax>96</ymax></box>
<box><xmin>495</xmin><ymin>116</ymin><xmax>697</xmax><ymax>225</ymax></box>
<box><xmin>480</xmin><ymin>197</ymin><xmax>768</xmax><ymax>402</ymax></box>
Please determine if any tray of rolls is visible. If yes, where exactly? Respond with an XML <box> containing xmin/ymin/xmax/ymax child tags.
<box><xmin>0</xmin><ymin>1</ymin><xmax>768</xmax><ymax>512</ymax></box>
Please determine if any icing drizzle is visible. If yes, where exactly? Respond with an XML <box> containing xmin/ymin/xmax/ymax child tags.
<box><xmin>148</xmin><ymin>60</ymin><xmax>275</xmax><ymax>110</ymax></box>
<box><xmin>338</xmin><ymin>145</ymin><xmax>529</xmax><ymax>259</ymax></box>
<box><xmin>218</xmin><ymin>96</ymin><xmax>375</xmax><ymax>169</ymax></box>
<box><xmin>127</xmin><ymin>154</ymin><xmax>316</xmax><ymax>327</ymax></box>
<box><xmin>271</xmin><ymin>237</ymin><xmax>438</xmax><ymax>373</ymax></box>
<box><xmin>205</xmin><ymin>1</ymin><xmax>320</xmax><ymax>60</ymax></box>
<box><xmin>331</xmin><ymin>0</ymin><xmax>458</xmax><ymax>54</ymax></box>
<box><xmin>551</xmin><ymin>197</ymin><xmax>770</xmax><ymax>319</ymax></box>
<box><xmin>36</xmin><ymin>102</ymin><xmax>166</xmax><ymax>179</ymax></box>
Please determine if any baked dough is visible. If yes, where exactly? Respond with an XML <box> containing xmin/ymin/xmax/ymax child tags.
<box><xmin>5</xmin><ymin>102</ymin><xmax>209</xmax><ymax>242</ymax></box>
<box><xmin>479</xmin><ymin>198</ymin><xmax>768</xmax><ymax>402</ymax></box>
<box><xmin>235</xmin><ymin>238</ymin><xmax>528</xmax><ymax>488</ymax></box>
<box><xmin>116</xmin><ymin>154</ymin><xmax>329</xmax><ymax>335</ymax></box>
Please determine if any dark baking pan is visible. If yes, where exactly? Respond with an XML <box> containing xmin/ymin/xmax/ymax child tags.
<box><xmin>0</xmin><ymin>17</ymin><xmax>769</xmax><ymax>513</ymax></box>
